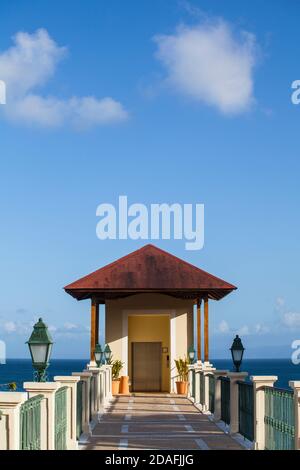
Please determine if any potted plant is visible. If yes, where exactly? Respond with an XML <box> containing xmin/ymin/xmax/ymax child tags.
<box><xmin>112</xmin><ymin>359</ymin><xmax>123</xmax><ymax>395</ymax></box>
<box><xmin>174</xmin><ymin>357</ymin><xmax>189</xmax><ymax>395</ymax></box>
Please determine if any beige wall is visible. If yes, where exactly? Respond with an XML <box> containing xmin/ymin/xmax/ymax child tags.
<box><xmin>105</xmin><ymin>293</ymin><xmax>194</xmax><ymax>392</ymax></box>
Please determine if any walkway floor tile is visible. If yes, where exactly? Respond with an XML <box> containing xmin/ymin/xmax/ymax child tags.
<box><xmin>83</xmin><ymin>394</ymin><xmax>245</xmax><ymax>451</ymax></box>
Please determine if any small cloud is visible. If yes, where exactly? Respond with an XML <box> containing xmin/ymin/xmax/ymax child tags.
<box><xmin>217</xmin><ymin>320</ymin><xmax>230</xmax><ymax>334</ymax></box>
<box><xmin>0</xmin><ymin>29</ymin><xmax>128</xmax><ymax>129</ymax></box>
<box><xmin>2</xmin><ymin>320</ymin><xmax>32</xmax><ymax>334</ymax></box>
<box><xmin>237</xmin><ymin>325</ymin><xmax>250</xmax><ymax>336</ymax></box>
<box><xmin>64</xmin><ymin>322</ymin><xmax>78</xmax><ymax>330</ymax></box>
<box><xmin>282</xmin><ymin>312</ymin><xmax>300</xmax><ymax>330</ymax></box>
<box><xmin>154</xmin><ymin>18</ymin><xmax>257</xmax><ymax>114</ymax></box>
<box><xmin>254</xmin><ymin>323</ymin><xmax>270</xmax><ymax>335</ymax></box>
<box><xmin>276</xmin><ymin>297</ymin><xmax>285</xmax><ymax>310</ymax></box>
<box><xmin>3</xmin><ymin>321</ymin><xmax>16</xmax><ymax>333</ymax></box>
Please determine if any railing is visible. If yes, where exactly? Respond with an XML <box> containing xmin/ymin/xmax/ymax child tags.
<box><xmin>55</xmin><ymin>386</ymin><xmax>68</xmax><ymax>450</ymax></box>
<box><xmin>200</xmin><ymin>373</ymin><xmax>205</xmax><ymax>407</ymax></box>
<box><xmin>238</xmin><ymin>381</ymin><xmax>254</xmax><ymax>441</ymax></box>
<box><xmin>76</xmin><ymin>380</ymin><xmax>83</xmax><ymax>440</ymax></box>
<box><xmin>208</xmin><ymin>374</ymin><xmax>215</xmax><ymax>413</ymax></box>
<box><xmin>264</xmin><ymin>386</ymin><xmax>295</xmax><ymax>450</ymax></box>
<box><xmin>220</xmin><ymin>376</ymin><xmax>230</xmax><ymax>425</ymax></box>
<box><xmin>20</xmin><ymin>394</ymin><xmax>43</xmax><ymax>450</ymax></box>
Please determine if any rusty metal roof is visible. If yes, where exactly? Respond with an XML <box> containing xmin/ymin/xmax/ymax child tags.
<box><xmin>64</xmin><ymin>244</ymin><xmax>237</xmax><ymax>302</ymax></box>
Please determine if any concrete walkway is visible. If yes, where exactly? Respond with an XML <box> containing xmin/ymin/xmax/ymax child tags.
<box><xmin>83</xmin><ymin>394</ymin><xmax>244</xmax><ymax>450</ymax></box>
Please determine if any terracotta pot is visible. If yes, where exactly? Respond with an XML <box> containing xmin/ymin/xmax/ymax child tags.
<box><xmin>176</xmin><ymin>381</ymin><xmax>188</xmax><ymax>395</ymax></box>
<box><xmin>112</xmin><ymin>379</ymin><xmax>120</xmax><ymax>395</ymax></box>
<box><xmin>119</xmin><ymin>376</ymin><xmax>130</xmax><ymax>395</ymax></box>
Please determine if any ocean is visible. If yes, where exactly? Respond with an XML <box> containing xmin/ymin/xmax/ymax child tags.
<box><xmin>1</xmin><ymin>358</ymin><xmax>300</xmax><ymax>391</ymax></box>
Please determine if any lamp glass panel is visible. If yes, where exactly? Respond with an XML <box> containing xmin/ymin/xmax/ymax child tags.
<box><xmin>30</xmin><ymin>344</ymin><xmax>48</xmax><ymax>364</ymax></box>
<box><xmin>232</xmin><ymin>349</ymin><xmax>243</xmax><ymax>362</ymax></box>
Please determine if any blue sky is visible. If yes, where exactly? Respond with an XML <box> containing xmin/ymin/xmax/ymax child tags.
<box><xmin>0</xmin><ymin>0</ymin><xmax>300</xmax><ymax>359</ymax></box>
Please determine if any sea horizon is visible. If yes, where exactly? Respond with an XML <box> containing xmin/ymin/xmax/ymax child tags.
<box><xmin>1</xmin><ymin>358</ymin><xmax>300</xmax><ymax>391</ymax></box>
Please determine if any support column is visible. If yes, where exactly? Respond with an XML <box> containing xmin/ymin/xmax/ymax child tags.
<box><xmin>196</xmin><ymin>299</ymin><xmax>202</xmax><ymax>363</ymax></box>
<box><xmin>90</xmin><ymin>298</ymin><xmax>99</xmax><ymax>362</ymax></box>
<box><xmin>212</xmin><ymin>370</ymin><xmax>229</xmax><ymax>421</ymax></box>
<box><xmin>72</xmin><ymin>372</ymin><xmax>92</xmax><ymax>434</ymax></box>
<box><xmin>228</xmin><ymin>372</ymin><xmax>248</xmax><ymax>434</ymax></box>
<box><xmin>54</xmin><ymin>376</ymin><xmax>80</xmax><ymax>450</ymax></box>
<box><xmin>0</xmin><ymin>392</ymin><xmax>27</xmax><ymax>450</ymax></box>
<box><xmin>251</xmin><ymin>376</ymin><xmax>278</xmax><ymax>450</ymax></box>
<box><xmin>24</xmin><ymin>381</ymin><xmax>60</xmax><ymax>450</ymax></box>
<box><xmin>204</xmin><ymin>297</ymin><xmax>209</xmax><ymax>364</ymax></box>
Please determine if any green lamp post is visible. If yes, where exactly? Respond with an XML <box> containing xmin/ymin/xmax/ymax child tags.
<box><xmin>230</xmin><ymin>335</ymin><xmax>245</xmax><ymax>372</ymax></box>
<box><xmin>94</xmin><ymin>343</ymin><xmax>103</xmax><ymax>367</ymax></box>
<box><xmin>188</xmin><ymin>345</ymin><xmax>196</xmax><ymax>364</ymax></box>
<box><xmin>104</xmin><ymin>344</ymin><xmax>112</xmax><ymax>364</ymax></box>
<box><xmin>26</xmin><ymin>318</ymin><xmax>53</xmax><ymax>382</ymax></box>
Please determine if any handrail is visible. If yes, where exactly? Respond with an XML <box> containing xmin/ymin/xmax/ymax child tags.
<box><xmin>263</xmin><ymin>385</ymin><xmax>293</xmax><ymax>394</ymax></box>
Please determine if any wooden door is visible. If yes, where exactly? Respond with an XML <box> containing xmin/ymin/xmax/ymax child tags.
<box><xmin>132</xmin><ymin>342</ymin><xmax>162</xmax><ymax>392</ymax></box>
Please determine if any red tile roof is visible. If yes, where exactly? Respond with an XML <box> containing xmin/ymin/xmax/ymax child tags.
<box><xmin>64</xmin><ymin>244</ymin><xmax>237</xmax><ymax>301</ymax></box>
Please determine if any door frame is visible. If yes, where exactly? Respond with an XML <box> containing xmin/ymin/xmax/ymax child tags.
<box><xmin>122</xmin><ymin>310</ymin><xmax>175</xmax><ymax>392</ymax></box>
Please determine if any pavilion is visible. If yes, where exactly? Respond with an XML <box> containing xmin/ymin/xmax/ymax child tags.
<box><xmin>64</xmin><ymin>244</ymin><xmax>236</xmax><ymax>392</ymax></box>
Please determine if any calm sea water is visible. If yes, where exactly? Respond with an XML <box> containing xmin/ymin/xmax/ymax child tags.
<box><xmin>1</xmin><ymin>358</ymin><xmax>300</xmax><ymax>390</ymax></box>
<box><xmin>0</xmin><ymin>359</ymin><xmax>88</xmax><ymax>390</ymax></box>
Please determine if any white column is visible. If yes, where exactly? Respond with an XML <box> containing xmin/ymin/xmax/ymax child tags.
<box><xmin>86</xmin><ymin>366</ymin><xmax>102</xmax><ymax>413</ymax></box>
<box><xmin>228</xmin><ymin>372</ymin><xmax>248</xmax><ymax>434</ymax></box>
<box><xmin>0</xmin><ymin>392</ymin><xmax>27</xmax><ymax>450</ymax></box>
<box><xmin>199</xmin><ymin>363</ymin><xmax>215</xmax><ymax>412</ymax></box>
<box><xmin>288</xmin><ymin>381</ymin><xmax>300</xmax><ymax>450</ymax></box>
<box><xmin>194</xmin><ymin>365</ymin><xmax>203</xmax><ymax>404</ymax></box>
<box><xmin>212</xmin><ymin>370</ymin><xmax>228</xmax><ymax>421</ymax></box>
<box><xmin>54</xmin><ymin>376</ymin><xmax>80</xmax><ymax>450</ymax></box>
<box><xmin>72</xmin><ymin>372</ymin><xmax>92</xmax><ymax>433</ymax></box>
<box><xmin>99</xmin><ymin>368</ymin><xmax>105</xmax><ymax>407</ymax></box>
<box><xmin>24</xmin><ymin>381</ymin><xmax>60</xmax><ymax>450</ymax></box>
<box><xmin>251</xmin><ymin>375</ymin><xmax>277</xmax><ymax>450</ymax></box>
<box><xmin>187</xmin><ymin>365</ymin><xmax>195</xmax><ymax>399</ymax></box>
<box><xmin>103</xmin><ymin>365</ymin><xmax>112</xmax><ymax>400</ymax></box>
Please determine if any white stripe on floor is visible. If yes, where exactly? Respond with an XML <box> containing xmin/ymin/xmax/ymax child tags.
<box><xmin>195</xmin><ymin>438</ymin><xmax>210</xmax><ymax>450</ymax></box>
<box><xmin>121</xmin><ymin>424</ymin><xmax>129</xmax><ymax>433</ymax></box>
<box><xmin>177</xmin><ymin>414</ymin><xmax>186</xmax><ymax>421</ymax></box>
<box><xmin>118</xmin><ymin>438</ymin><xmax>128</xmax><ymax>449</ymax></box>
<box><xmin>184</xmin><ymin>424</ymin><xmax>194</xmax><ymax>433</ymax></box>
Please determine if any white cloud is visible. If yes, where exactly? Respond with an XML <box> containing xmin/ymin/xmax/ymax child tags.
<box><xmin>4</xmin><ymin>321</ymin><xmax>16</xmax><ymax>333</ymax></box>
<box><xmin>237</xmin><ymin>325</ymin><xmax>250</xmax><ymax>336</ymax></box>
<box><xmin>217</xmin><ymin>320</ymin><xmax>230</xmax><ymax>334</ymax></box>
<box><xmin>64</xmin><ymin>322</ymin><xmax>78</xmax><ymax>330</ymax></box>
<box><xmin>276</xmin><ymin>297</ymin><xmax>285</xmax><ymax>310</ymax></box>
<box><xmin>0</xmin><ymin>29</ymin><xmax>128</xmax><ymax>129</ymax></box>
<box><xmin>282</xmin><ymin>312</ymin><xmax>300</xmax><ymax>330</ymax></box>
<box><xmin>254</xmin><ymin>323</ymin><xmax>270</xmax><ymax>335</ymax></box>
<box><xmin>154</xmin><ymin>19</ymin><xmax>257</xmax><ymax>114</ymax></box>
<box><xmin>2</xmin><ymin>320</ymin><xmax>32</xmax><ymax>334</ymax></box>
